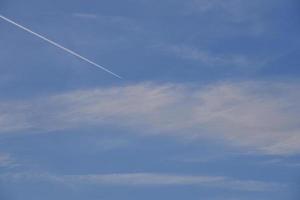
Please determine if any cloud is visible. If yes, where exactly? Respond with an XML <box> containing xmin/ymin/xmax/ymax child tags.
<box><xmin>71</xmin><ymin>13</ymin><xmax>140</xmax><ymax>32</ymax></box>
<box><xmin>158</xmin><ymin>44</ymin><xmax>258</xmax><ymax>68</ymax></box>
<box><xmin>183</xmin><ymin>0</ymin><xmax>269</xmax><ymax>37</ymax></box>
<box><xmin>187</xmin><ymin>0</ymin><xmax>264</xmax><ymax>22</ymax></box>
<box><xmin>0</xmin><ymin>153</ymin><xmax>17</xmax><ymax>168</ymax></box>
<box><xmin>88</xmin><ymin>137</ymin><xmax>131</xmax><ymax>151</ymax></box>
<box><xmin>260</xmin><ymin>158</ymin><xmax>300</xmax><ymax>168</ymax></box>
<box><xmin>72</xmin><ymin>13</ymin><xmax>98</xmax><ymax>20</ymax></box>
<box><xmin>0</xmin><ymin>81</ymin><xmax>299</xmax><ymax>155</ymax></box>
<box><xmin>0</xmin><ymin>103</ymin><xmax>32</xmax><ymax>132</ymax></box>
<box><xmin>0</xmin><ymin>172</ymin><xmax>283</xmax><ymax>192</ymax></box>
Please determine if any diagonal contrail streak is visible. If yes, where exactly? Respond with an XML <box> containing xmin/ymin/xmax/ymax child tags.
<box><xmin>0</xmin><ymin>15</ymin><xmax>122</xmax><ymax>79</ymax></box>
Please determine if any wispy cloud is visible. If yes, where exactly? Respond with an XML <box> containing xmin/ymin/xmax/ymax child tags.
<box><xmin>71</xmin><ymin>13</ymin><xmax>140</xmax><ymax>32</ymax></box>
<box><xmin>0</xmin><ymin>172</ymin><xmax>283</xmax><ymax>192</ymax></box>
<box><xmin>0</xmin><ymin>153</ymin><xmax>17</xmax><ymax>168</ymax></box>
<box><xmin>259</xmin><ymin>158</ymin><xmax>300</xmax><ymax>168</ymax></box>
<box><xmin>72</xmin><ymin>13</ymin><xmax>98</xmax><ymax>20</ymax></box>
<box><xmin>186</xmin><ymin>0</ymin><xmax>264</xmax><ymax>23</ymax></box>
<box><xmin>158</xmin><ymin>44</ymin><xmax>259</xmax><ymax>68</ymax></box>
<box><xmin>183</xmin><ymin>0</ymin><xmax>268</xmax><ymax>37</ymax></box>
<box><xmin>0</xmin><ymin>103</ymin><xmax>32</xmax><ymax>132</ymax></box>
<box><xmin>0</xmin><ymin>81</ymin><xmax>299</xmax><ymax>155</ymax></box>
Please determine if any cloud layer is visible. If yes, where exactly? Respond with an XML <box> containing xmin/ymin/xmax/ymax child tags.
<box><xmin>0</xmin><ymin>81</ymin><xmax>299</xmax><ymax>155</ymax></box>
<box><xmin>0</xmin><ymin>172</ymin><xmax>283</xmax><ymax>192</ymax></box>
<box><xmin>0</xmin><ymin>153</ymin><xmax>15</xmax><ymax>168</ymax></box>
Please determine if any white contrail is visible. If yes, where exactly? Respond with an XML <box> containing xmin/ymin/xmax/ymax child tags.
<box><xmin>0</xmin><ymin>15</ymin><xmax>122</xmax><ymax>79</ymax></box>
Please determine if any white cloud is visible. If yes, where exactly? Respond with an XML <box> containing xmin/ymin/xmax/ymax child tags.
<box><xmin>183</xmin><ymin>0</ymin><xmax>268</xmax><ymax>37</ymax></box>
<box><xmin>260</xmin><ymin>158</ymin><xmax>300</xmax><ymax>168</ymax></box>
<box><xmin>158</xmin><ymin>44</ymin><xmax>258</xmax><ymax>68</ymax></box>
<box><xmin>90</xmin><ymin>137</ymin><xmax>131</xmax><ymax>151</ymax></box>
<box><xmin>0</xmin><ymin>81</ymin><xmax>299</xmax><ymax>155</ymax></box>
<box><xmin>71</xmin><ymin>13</ymin><xmax>140</xmax><ymax>32</ymax></box>
<box><xmin>187</xmin><ymin>0</ymin><xmax>263</xmax><ymax>22</ymax></box>
<box><xmin>0</xmin><ymin>103</ymin><xmax>32</xmax><ymax>132</ymax></box>
<box><xmin>0</xmin><ymin>172</ymin><xmax>283</xmax><ymax>192</ymax></box>
<box><xmin>72</xmin><ymin>13</ymin><xmax>98</xmax><ymax>19</ymax></box>
<box><xmin>0</xmin><ymin>153</ymin><xmax>17</xmax><ymax>168</ymax></box>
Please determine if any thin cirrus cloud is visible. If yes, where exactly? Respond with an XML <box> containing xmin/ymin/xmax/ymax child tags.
<box><xmin>158</xmin><ymin>43</ymin><xmax>257</xmax><ymax>68</ymax></box>
<box><xmin>72</xmin><ymin>13</ymin><xmax>99</xmax><ymax>20</ymax></box>
<box><xmin>0</xmin><ymin>172</ymin><xmax>283</xmax><ymax>192</ymax></box>
<box><xmin>0</xmin><ymin>81</ymin><xmax>299</xmax><ymax>155</ymax></box>
<box><xmin>0</xmin><ymin>153</ymin><xmax>15</xmax><ymax>168</ymax></box>
<box><xmin>187</xmin><ymin>0</ymin><xmax>265</xmax><ymax>22</ymax></box>
<box><xmin>184</xmin><ymin>0</ymin><xmax>270</xmax><ymax>37</ymax></box>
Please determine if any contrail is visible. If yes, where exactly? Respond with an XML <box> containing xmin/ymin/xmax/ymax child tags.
<box><xmin>0</xmin><ymin>15</ymin><xmax>122</xmax><ymax>79</ymax></box>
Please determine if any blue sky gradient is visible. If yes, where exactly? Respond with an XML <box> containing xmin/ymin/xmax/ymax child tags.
<box><xmin>0</xmin><ymin>0</ymin><xmax>300</xmax><ymax>199</ymax></box>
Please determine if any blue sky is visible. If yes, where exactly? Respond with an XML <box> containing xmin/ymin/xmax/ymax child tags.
<box><xmin>0</xmin><ymin>0</ymin><xmax>300</xmax><ymax>199</ymax></box>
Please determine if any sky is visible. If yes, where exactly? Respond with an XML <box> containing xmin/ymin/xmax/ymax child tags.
<box><xmin>0</xmin><ymin>0</ymin><xmax>300</xmax><ymax>199</ymax></box>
